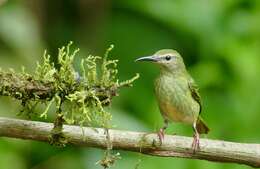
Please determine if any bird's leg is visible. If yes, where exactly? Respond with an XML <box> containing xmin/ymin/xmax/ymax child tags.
<box><xmin>192</xmin><ymin>121</ymin><xmax>200</xmax><ymax>153</ymax></box>
<box><xmin>158</xmin><ymin>119</ymin><xmax>168</xmax><ymax>145</ymax></box>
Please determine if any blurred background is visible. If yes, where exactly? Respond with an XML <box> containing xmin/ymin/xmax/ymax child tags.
<box><xmin>1</xmin><ymin>0</ymin><xmax>260</xmax><ymax>169</ymax></box>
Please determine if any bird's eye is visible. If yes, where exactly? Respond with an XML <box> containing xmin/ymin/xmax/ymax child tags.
<box><xmin>165</xmin><ymin>55</ymin><xmax>171</xmax><ymax>61</ymax></box>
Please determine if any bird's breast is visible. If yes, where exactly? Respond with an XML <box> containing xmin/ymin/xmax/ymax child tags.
<box><xmin>154</xmin><ymin>74</ymin><xmax>199</xmax><ymax>124</ymax></box>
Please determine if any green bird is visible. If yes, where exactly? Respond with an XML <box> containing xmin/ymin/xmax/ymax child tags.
<box><xmin>136</xmin><ymin>49</ymin><xmax>209</xmax><ymax>151</ymax></box>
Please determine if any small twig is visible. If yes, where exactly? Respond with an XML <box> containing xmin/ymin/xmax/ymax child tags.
<box><xmin>0</xmin><ymin>117</ymin><xmax>260</xmax><ymax>168</ymax></box>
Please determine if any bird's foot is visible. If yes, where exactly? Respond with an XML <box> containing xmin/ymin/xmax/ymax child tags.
<box><xmin>157</xmin><ymin>128</ymin><xmax>165</xmax><ymax>145</ymax></box>
<box><xmin>192</xmin><ymin>133</ymin><xmax>200</xmax><ymax>153</ymax></box>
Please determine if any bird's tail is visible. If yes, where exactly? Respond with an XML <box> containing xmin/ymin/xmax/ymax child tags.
<box><xmin>196</xmin><ymin>117</ymin><xmax>210</xmax><ymax>134</ymax></box>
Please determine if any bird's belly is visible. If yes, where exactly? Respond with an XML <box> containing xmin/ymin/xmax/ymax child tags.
<box><xmin>159</xmin><ymin>101</ymin><xmax>194</xmax><ymax>124</ymax></box>
<box><xmin>155</xmin><ymin>76</ymin><xmax>199</xmax><ymax>124</ymax></box>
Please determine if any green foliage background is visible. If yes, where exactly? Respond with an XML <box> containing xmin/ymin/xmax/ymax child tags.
<box><xmin>1</xmin><ymin>0</ymin><xmax>260</xmax><ymax>169</ymax></box>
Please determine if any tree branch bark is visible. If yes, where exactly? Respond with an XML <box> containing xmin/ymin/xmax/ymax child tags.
<box><xmin>0</xmin><ymin>117</ymin><xmax>259</xmax><ymax>168</ymax></box>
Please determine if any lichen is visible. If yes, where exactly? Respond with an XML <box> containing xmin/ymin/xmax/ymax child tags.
<box><xmin>0</xmin><ymin>42</ymin><xmax>139</xmax><ymax>146</ymax></box>
<box><xmin>96</xmin><ymin>129</ymin><xmax>121</xmax><ymax>169</ymax></box>
<box><xmin>97</xmin><ymin>152</ymin><xmax>121</xmax><ymax>169</ymax></box>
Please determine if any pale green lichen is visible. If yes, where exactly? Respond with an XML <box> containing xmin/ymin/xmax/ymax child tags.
<box><xmin>96</xmin><ymin>128</ymin><xmax>121</xmax><ymax>169</ymax></box>
<box><xmin>0</xmin><ymin>42</ymin><xmax>139</xmax><ymax>147</ymax></box>
<box><xmin>97</xmin><ymin>152</ymin><xmax>121</xmax><ymax>169</ymax></box>
<box><xmin>35</xmin><ymin>50</ymin><xmax>56</xmax><ymax>82</ymax></box>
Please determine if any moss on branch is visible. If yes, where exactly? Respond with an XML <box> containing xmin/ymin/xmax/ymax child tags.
<box><xmin>0</xmin><ymin>41</ymin><xmax>139</xmax><ymax>130</ymax></box>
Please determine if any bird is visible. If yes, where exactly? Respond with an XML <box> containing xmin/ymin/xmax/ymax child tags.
<box><xmin>135</xmin><ymin>49</ymin><xmax>209</xmax><ymax>151</ymax></box>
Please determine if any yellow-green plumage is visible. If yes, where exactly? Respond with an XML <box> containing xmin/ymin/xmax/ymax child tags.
<box><xmin>136</xmin><ymin>49</ymin><xmax>209</xmax><ymax>151</ymax></box>
<box><xmin>155</xmin><ymin>71</ymin><xmax>199</xmax><ymax>124</ymax></box>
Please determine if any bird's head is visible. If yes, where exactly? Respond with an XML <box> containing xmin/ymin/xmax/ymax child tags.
<box><xmin>135</xmin><ymin>49</ymin><xmax>186</xmax><ymax>72</ymax></box>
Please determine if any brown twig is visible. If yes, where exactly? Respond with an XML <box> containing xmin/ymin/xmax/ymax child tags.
<box><xmin>0</xmin><ymin>117</ymin><xmax>259</xmax><ymax>167</ymax></box>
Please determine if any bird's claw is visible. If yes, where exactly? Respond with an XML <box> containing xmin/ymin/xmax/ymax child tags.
<box><xmin>157</xmin><ymin>128</ymin><xmax>165</xmax><ymax>145</ymax></box>
<box><xmin>192</xmin><ymin>133</ymin><xmax>200</xmax><ymax>153</ymax></box>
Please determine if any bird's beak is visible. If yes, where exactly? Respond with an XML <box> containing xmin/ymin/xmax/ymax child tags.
<box><xmin>135</xmin><ymin>56</ymin><xmax>158</xmax><ymax>62</ymax></box>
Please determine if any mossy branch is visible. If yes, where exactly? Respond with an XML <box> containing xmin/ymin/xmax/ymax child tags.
<box><xmin>0</xmin><ymin>42</ymin><xmax>139</xmax><ymax>147</ymax></box>
<box><xmin>0</xmin><ymin>42</ymin><xmax>139</xmax><ymax>127</ymax></box>
<box><xmin>0</xmin><ymin>117</ymin><xmax>259</xmax><ymax>168</ymax></box>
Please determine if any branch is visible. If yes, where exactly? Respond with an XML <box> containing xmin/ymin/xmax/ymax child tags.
<box><xmin>0</xmin><ymin>71</ymin><xmax>117</xmax><ymax>103</ymax></box>
<box><xmin>0</xmin><ymin>117</ymin><xmax>259</xmax><ymax>168</ymax></box>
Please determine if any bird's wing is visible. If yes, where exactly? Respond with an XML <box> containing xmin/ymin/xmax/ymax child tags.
<box><xmin>188</xmin><ymin>77</ymin><xmax>202</xmax><ymax>114</ymax></box>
